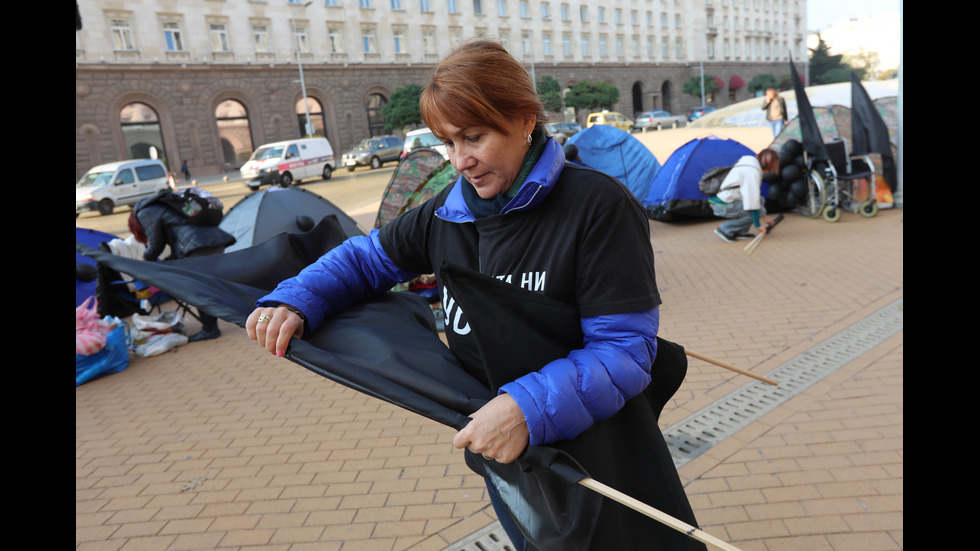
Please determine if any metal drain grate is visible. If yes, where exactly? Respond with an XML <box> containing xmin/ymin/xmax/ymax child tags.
<box><xmin>665</xmin><ymin>299</ymin><xmax>903</xmax><ymax>467</ymax></box>
<box><xmin>444</xmin><ymin>521</ymin><xmax>515</xmax><ymax>551</ymax></box>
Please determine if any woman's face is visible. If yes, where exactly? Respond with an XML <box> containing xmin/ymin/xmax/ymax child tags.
<box><xmin>436</xmin><ymin>117</ymin><xmax>535</xmax><ymax>199</ymax></box>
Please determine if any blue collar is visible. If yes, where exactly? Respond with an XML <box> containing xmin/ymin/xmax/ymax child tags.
<box><xmin>435</xmin><ymin>137</ymin><xmax>567</xmax><ymax>223</ymax></box>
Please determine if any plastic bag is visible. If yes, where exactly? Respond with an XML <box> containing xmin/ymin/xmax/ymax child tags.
<box><xmin>76</xmin><ymin>296</ymin><xmax>115</xmax><ymax>355</ymax></box>
<box><xmin>76</xmin><ymin>321</ymin><xmax>131</xmax><ymax>386</ymax></box>
<box><xmin>131</xmin><ymin>311</ymin><xmax>185</xmax><ymax>342</ymax></box>
<box><xmin>134</xmin><ymin>332</ymin><xmax>188</xmax><ymax>358</ymax></box>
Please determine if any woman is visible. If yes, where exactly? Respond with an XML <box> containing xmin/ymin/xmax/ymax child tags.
<box><xmin>711</xmin><ymin>148</ymin><xmax>780</xmax><ymax>243</ymax></box>
<box><xmin>129</xmin><ymin>189</ymin><xmax>235</xmax><ymax>341</ymax></box>
<box><xmin>247</xmin><ymin>39</ymin><xmax>681</xmax><ymax>549</ymax></box>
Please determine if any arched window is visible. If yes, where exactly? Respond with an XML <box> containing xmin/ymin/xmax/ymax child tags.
<box><xmin>296</xmin><ymin>97</ymin><xmax>326</xmax><ymax>138</ymax></box>
<box><xmin>215</xmin><ymin>99</ymin><xmax>254</xmax><ymax>168</ymax></box>
<box><xmin>365</xmin><ymin>93</ymin><xmax>387</xmax><ymax>137</ymax></box>
<box><xmin>120</xmin><ymin>102</ymin><xmax>169</xmax><ymax>168</ymax></box>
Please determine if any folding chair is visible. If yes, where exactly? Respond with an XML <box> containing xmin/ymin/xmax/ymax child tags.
<box><xmin>94</xmin><ymin>242</ymin><xmax>200</xmax><ymax>322</ymax></box>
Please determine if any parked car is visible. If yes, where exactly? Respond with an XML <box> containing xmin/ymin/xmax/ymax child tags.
<box><xmin>687</xmin><ymin>106</ymin><xmax>717</xmax><ymax>121</ymax></box>
<box><xmin>633</xmin><ymin>110</ymin><xmax>686</xmax><ymax>131</ymax></box>
<box><xmin>401</xmin><ymin>128</ymin><xmax>448</xmax><ymax>160</ymax></box>
<box><xmin>76</xmin><ymin>159</ymin><xmax>170</xmax><ymax>216</ymax></box>
<box><xmin>342</xmin><ymin>135</ymin><xmax>405</xmax><ymax>171</ymax></box>
<box><xmin>545</xmin><ymin>121</ymin><xmax>582</xmax><ymax>138</ymax></box>
<box><xmin>586</xmin><ymin>111</ymin><xmax>633</xmax><ymax>132</ymax></box>
<box><xmin>240</xmin><ymin>137</ymin><xmax>336</xmax><ymax>189</ymax></box>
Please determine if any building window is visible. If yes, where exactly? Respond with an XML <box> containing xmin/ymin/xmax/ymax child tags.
<box><xmin>293</xmin><ymin>25</ymin><xmax>310</xmax><ymax>53</ymax></box>
<box><xmin>110</xmin><ymin>19</ymin><xmax>136</xmax><ymax>50</ymax></box>
<box><xmin>450</xmin><ymin>27</ymin><xmax>463</xmax><ymax>47</ymax></box>
<box><xmin>296</xmin><ymin>97</ymin><xmax>326</xmax><ymax>138</ymax></box>
<box><xmin>614</xmin><ymin>8</ymin><xmax>622</xmax><ymax>24</ymax></box>
<box><xmin>163</xmin><ymin>22</ymin><xmax>184</xmax><ymax>51</ymax></box>
<box><xmin>360</xmin><ymin>0</ymin><xmax>372</xmax><ymax>8</ymax></box>
<box><xmin>616</xmin><ymin>36</ymin><xmax>624</xmax><ymax>56</ymax></box>
<box><xmin>497</xmin><ymin>0</ymin><xmax>506</xmax><ymax>17</ymax></box>
<box><xmin>597</xmin><ymin>7</ymin><xmax>605</xmax><ymax>23</ymax></box>
<box><xmin>325</xmin><ymin>0</ymin><xmax>339</xmax><ymax>6</ymax></box>
<box><xmin>580</xmin><ymin>35</ymin><xmax>589</xmax><ymax>56</ymax></box>
<box><xmin>542</xmin><ymin>33</ymin><xmax>552</xmax><ymax>55</ymax></box>
<box><xmin>473</xmin><ymin>0</ymin><xmax>483</xmax><ymax>15</ymax></box>
<box><xmin>521</xmin><ymin>31</ymin><xmax>531</xmax><ymax>55</ymax></box>
<box><xmin>562</xmin><ymin>34</ymin><xmax>571</xmax><ymax>56</ymax></box>
<box><xmin>420</xmin><ymin>0</ymin><xmax>432</xmax><ymax>11</ymax></box>
<box><xmin>253</xmin><ymin>25</ymin><xmax>271</xmax><ymax>52</ymax></box>
<box><xmin>560</xmin><ymin>4</ymin><xmax>569</xmax><ymax>20</ymax></box>
<box><xmin>366</xmin><ymin>93</ymin><xmax>388</xmax><ymax>137</ymax></box>
<box><xmin>328</xmin><ymin>26</ymin><xmax>345</xmax><ymax>53</ymax></box>
<box><xmin>631</xmin><ymin>9</ymin><xmax>638</xmax><ymax>25</ymax></box>
<box><xmin>210</xmin><ymin>23</ymin><xmax>230</xmax><ymax>52</ymax></box>
<box><xmin>120</xmin><ymin>102</ymin><xmax>168</xmax><ymax>166</ymax></box>
<box><xmin>215</xmin><ymin>99</ymin><xmax>254</xmax><ymax>168</ymax></box>
<box><xmin>393</xmin><ymin>28</ymin><xmax>407</xmax><ymax>53</ymax></box>
<box><xmin>423</xmin><ymin>29</ymin><xmax>436</xmax><ymax>54</ymax></box>
<box><xmin>448</xmin><ymin>0</ymin><xmax>458</xmax><ymax>13</ymax></box>
<box><xmin>391</xmin><ymin>0</ymin><xmax>402</xmax><ymax>9</ymax></box>
<box><xmin>362</xmin><ymin>28</ymin><xmax>377</xmax><ymax>53</ymax></box>
<box><xmin>579</xmin><ymin>5</ymin><xmax>588</xmax><ymax>22</ymax></box>
<box><xmin>520</xmin><ymin>0</ymin><xmax>529</xmax><ymax>18</ymax></box>
<box><xmin>541</xmin><ymin>2</ymin><xmax>550</xmax><ymax>19</ymax></box>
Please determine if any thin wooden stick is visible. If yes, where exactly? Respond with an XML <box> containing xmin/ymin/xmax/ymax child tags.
<box><xmin>686</xmin><ymin>350</ymin><xmax>778</xmax><ymax>386</ymax></box>
<box><xmin>743</xmin><ymin>232</ymin><xmax>764</xmax><ymax>254</ymax></box>
<box><xmin>579</xmin><ymin>477</ymin><xmax>746</xmax><ymax>551</ymax></box>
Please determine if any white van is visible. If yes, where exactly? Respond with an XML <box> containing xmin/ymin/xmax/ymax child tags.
<box><xmin>240</xmin><ymin>137</ymin><xmax>335</xmax><ymax>190</ymax></box>
<box><xmin>401</xmin><ymin>128</ymin><xmax>448</xmax><ymax>160</ymax></box>
<box><xmin>76</xmin><ymin>159</ymin><xmax>171</xmax><ymax>216</ymax></box>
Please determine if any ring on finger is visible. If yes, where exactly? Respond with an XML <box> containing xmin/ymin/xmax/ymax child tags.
<box><xmin>257</xmin><ymin>314</ymin><xmax>272</xmax><ymax>323</ymax></box>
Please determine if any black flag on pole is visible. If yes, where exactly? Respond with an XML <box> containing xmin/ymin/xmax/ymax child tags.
<box><xmin>789</xmin><ymin>56</ymin><xmax>828</xmax><ymax>161</ymax></box>
<box><xmin>850</xmin><ymin>72</ymin><xmax>898</xmax><ymax>191</ymax></box>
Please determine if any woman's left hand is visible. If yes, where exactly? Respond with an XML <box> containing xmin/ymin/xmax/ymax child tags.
<box><xmin>453</xmin><ymin>394</ymin><xmax>529</xmax><ymax>464</ymax></box>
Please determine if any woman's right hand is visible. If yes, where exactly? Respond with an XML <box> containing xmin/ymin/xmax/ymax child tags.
<box><xmin>246</xmin><ymin>306</ymin><xmax>305</xmax><ymax>358</ymax></box>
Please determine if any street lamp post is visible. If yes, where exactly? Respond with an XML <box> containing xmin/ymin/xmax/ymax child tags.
<box><xmin>292</xmin><ymin>1</ymin><xmax>314</xmax><ymax>138</ymax></box>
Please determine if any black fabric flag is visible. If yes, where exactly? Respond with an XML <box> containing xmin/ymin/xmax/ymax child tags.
<box><xmin>789</xmin><ymin>57</ymin><xmax>828</xmax><ymax>161</ymax></box>
<box><xmin>850</xmin><ymin>72</ymin><xmax>898</xmax><ymax>191</ymax></box>
<box><xmin>77</xmin><ymin>219</ymin><xmax>705</xmax><ymax>551</ymax></box>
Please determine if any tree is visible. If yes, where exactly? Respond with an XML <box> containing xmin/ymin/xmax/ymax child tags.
<box><xmin>536</xmin><ymin>75</ymin><xmax>564</xmax><ymax>113</ymax></box>
<box><xmin>747</xmin><ymin>73</ymin><xmax>779</xmax><ymax>95</ymax></box>
<box><xmin>682</xmin><ymin>75</ymin><xmax>721</xmax><ymax>99</ymax></box>
<box><xmin>382</xmin><ymin>84</ymin><xmax>424</xmax><ymax>132</ymax></box>
<box><xmin>563</xmin><ymin>80</ymin><xmax>619</xmax><ymax>112</ymax></box>
<box><xmin>808</xmin><ymin>34</ymin><xmax>866</xmax><ymax>85</ymax></box>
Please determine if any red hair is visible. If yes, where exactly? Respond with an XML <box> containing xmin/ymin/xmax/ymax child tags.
<box><xmin>420</xmin><ymin>39</ymin><xmax>546</xmax><ymax>139</ymax></box>
<box><xmin>128</xmin><ymin>212</ymin><xmax>148</xmax><ymax>244</ymax></box>
<box><xmin>757</xmin><ymin>148</ymin><xmax>780</xmax><ymax>174</ymax></box>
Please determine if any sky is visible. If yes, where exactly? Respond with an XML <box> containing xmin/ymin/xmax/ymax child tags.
<box><xmin>807</xmin><ymin>0</ymin><xmax>901</xmax><ymax>31</ymax></box>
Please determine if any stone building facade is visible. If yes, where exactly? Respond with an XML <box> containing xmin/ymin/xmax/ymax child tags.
<box><xmin>75</xmin><ymin>0</ymin><xmax>808</xmax><ymax>179</ymax></box>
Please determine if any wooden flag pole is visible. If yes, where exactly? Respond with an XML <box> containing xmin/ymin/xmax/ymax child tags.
<box><xmin>578</xmin><ymin>477</ymin><xmax>746</xmax><ymax>551</ymax></box>
<box><xmin>743</xmin><ymin>232</ymin><xmax>765</xmax><ymax>254</ymax></box>
<box><xmin>685</xmin><ymin>350</ymin><xmax>778</xmax><ymax>386</ymax></box>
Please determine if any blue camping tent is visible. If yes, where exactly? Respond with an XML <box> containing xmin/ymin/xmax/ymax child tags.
<box><xmin>642</xmin><ymin>135</ymin><xmax>755</xmax><ymax>221</ymax></box>
<box><xmin>566</xmin><ymin>125</ymin><xmax>661</xmax><ymax>201</ymax></box>
<box><xmin>76</xmin><ymin>227</ymin><xmax>120</xmax><ymax>307</ymax></box>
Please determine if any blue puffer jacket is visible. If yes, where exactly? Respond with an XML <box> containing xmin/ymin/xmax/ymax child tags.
<box><xmin>260</xmin><ymin>140</ymin><xmax>659</xmax><ymax>447</ymax></box>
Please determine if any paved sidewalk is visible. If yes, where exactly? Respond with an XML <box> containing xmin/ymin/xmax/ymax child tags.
<box><xmin>76</xmin><ymin>205</ymin><xmax>903</xmax><ymax>551</ymax></box>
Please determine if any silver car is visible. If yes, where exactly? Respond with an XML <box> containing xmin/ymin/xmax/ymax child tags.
<box><xmin>342</xmin><ymin>135</ymin><xmax>405</xmax><ymax>171</ymax></box>
<box><xmin>633</xmin><ymin>110</ymin><xmax>687</xmax><ymax>131</ymax></box>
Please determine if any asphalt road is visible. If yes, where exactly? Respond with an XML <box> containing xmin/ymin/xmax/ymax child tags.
<box><xmin>76</xmin><ymin>164</ymin><xmax>398</xmax><ymax>239</ymax></box>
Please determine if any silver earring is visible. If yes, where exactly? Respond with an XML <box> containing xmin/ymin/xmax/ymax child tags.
<box><xmin>526</xmin><ymin>134</ymin><xmax>532</xmax><ymax>147</ymax></box>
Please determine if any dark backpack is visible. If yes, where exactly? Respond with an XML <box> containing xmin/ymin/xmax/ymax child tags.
<box><xmin>157</xmin><ymin>189</ymin><xmax>224</xmax><ymax>226</ymax></box>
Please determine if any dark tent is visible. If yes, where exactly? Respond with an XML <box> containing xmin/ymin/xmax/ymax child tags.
<box><xmin>642</xmin><ymin>136</ymin><xmax>756</xmax><ymax>221</ymax></box>
<box><xmin>566</xmin><ymin>125</ymin><xmax>662</xmax><ymax>201</ymax></box>
<box><xmin>220</xmin><ymin>187</ymin><xmax>363</xmax><ymax>252</ymax></box>
<box><xmin>375</xmin><ymin>148</ymin><xmax>456</xmax><ymax>229</ymax></box>
<box><xmin>77</xmin><ymin>220</ymin><xmax>709</xmax><ymax>551</ymax></box>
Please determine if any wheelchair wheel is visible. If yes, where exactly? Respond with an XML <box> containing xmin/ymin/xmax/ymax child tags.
<box><xmin>796</xmin><ymin>169</ymin><xmax>826</xmax><ymax>218</ymax></box>
<box><xmin>822</xmin><ymin>206</ymin><xmax>841</xmax><ymax>223</ymax></box>
<box><xmin>860</xmin><ymin>200</ymin><xmax>878</xmax><ymax>218</ymax></box>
